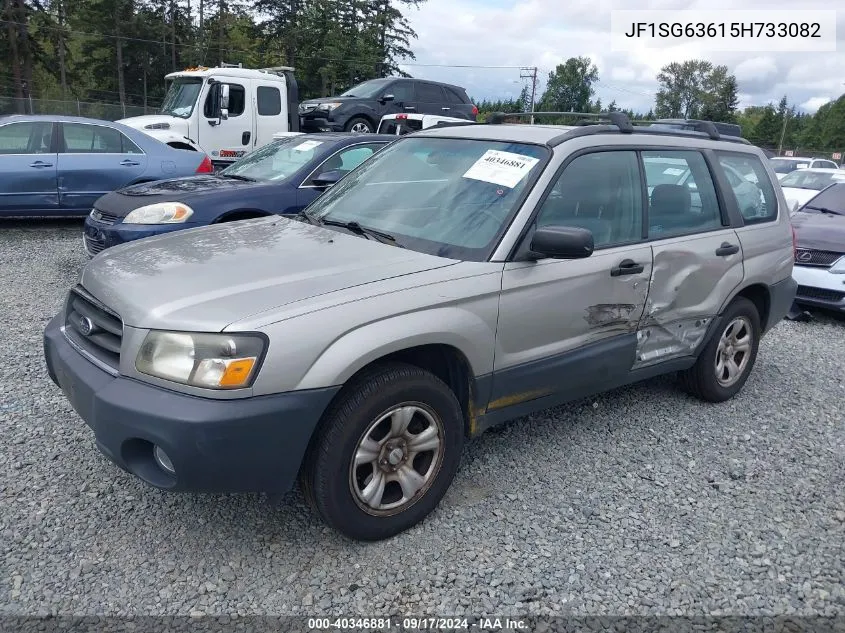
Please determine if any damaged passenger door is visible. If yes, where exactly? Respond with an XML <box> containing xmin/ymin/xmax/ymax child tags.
<box><xmin>492</xmin><ymin>150</ymin><xmax>652</xmax><ymax>410</ymax></box>
<box><xmin>636</xmin><ymin>149</ymin><xmax>744</xmax><ymax>368</ymax></box>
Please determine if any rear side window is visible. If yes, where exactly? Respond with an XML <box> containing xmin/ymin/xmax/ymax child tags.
<box><xmin>642</xmin><ymin>150</ymin><xmax>723</xmax><ymax>238</ymax></box>
<box><xmin>444</xmin><ymin>87</ymin><xmax>467</xmax><ymax>104</ymax></box>
<box><xmin>257</xmin><ymin>86</ymin><xmax>282</xmax><ymax>116</ymax></box>
<box><xmin>417</xmin><ymin>83</ymin><xmax>445</xmax><ymax>103</ymax></box>
<box><xmin>62</xmin><ymin>123</ymin><xmax>140</xmax><ymax>154</ymax></box>
<box><xmin>814</xmin><ymin>160</ymin><xmax>838</xmax><ymax>170</ymax></box>
<box><xmin>714</xmin><ymin>151</ymin><xmax>777</xmax><ymax>223</ymax></box>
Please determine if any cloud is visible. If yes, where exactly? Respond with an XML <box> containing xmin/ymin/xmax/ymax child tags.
<box><xmin>402</xmin><ymin>0</ymin><xmax>845</xmax><ymax>113</ymax></box>
<box><xmin>800</xmin><ymin>97</ymin><xmax>832</xmax><ymax>113</ymax></box>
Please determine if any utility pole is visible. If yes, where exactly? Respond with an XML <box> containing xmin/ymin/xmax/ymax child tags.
<box><xmin>778</xmin><ymin>108</ymin><xmax>790</xmax><ymax>156</ymax></box>
<box><xmin>520</xmin><ymin>66</ymin><xmax>538</xmax><ymax>124</ymax></box>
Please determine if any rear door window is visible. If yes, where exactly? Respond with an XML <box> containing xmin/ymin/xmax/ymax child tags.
<box><xmin>416</xmin><ymin>83</ymin><xmax>445</xmax><ymax>103</ymax></box>
<box><xmin>257</xmin><ymin>86</ymin><xmax>282</xmax><ymax>116</ymax></box>
<box><xmin>642</xmin><ymin>150</ymin><xmax>723</xmax><ymax>238</ymax></box>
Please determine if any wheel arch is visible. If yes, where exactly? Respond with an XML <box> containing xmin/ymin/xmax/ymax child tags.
<box><xmin>723</xmin><ymin>283</ymin><xmax>772</xmax><ymax>332</ymax></box>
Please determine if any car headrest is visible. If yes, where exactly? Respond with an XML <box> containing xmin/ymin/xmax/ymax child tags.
<box><xmin>650</xmin><ymin>184</ymin><xmax>691</xmax><ymax>215</ymax></box>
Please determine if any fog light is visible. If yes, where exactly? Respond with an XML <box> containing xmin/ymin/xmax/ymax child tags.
<box><xmin>153</xmin><ymin>445</ymin><xmax>175</xmax><ymax>474</ymax></box>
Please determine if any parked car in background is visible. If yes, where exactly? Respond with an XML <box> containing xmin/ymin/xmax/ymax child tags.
<box><xmin>779</xmin><ymin>168</ymin><xmax>845</xmax><ymax>213</ymax></box>
<box><xmin>0</xmin><ymin>115</ymin><xmax>213</xmax><ymax>216</ymax></box>
<box><xmin>770</xmin><ymin>156</ymin><xmax>839</xmax><ymax>180</ymax></box>
<box><xmin>377</xmin><ymin>112</ymin><xmax>471</xmax><ymax>135</ymax></box>
<box><xmin>82</xmin><ymin>132</ymin><xmax>394</xmax><ymax>255</ymax></box>
<box><xmin>46</xmin><ymin>114</ymin><xmax>795</xmax><ymax>541</ymax></box>
<box><xmin>299</xmin><ymin>77</ymin><xmax>478</xmax><ymax>134</ymax></box>
<box><xmin>791</xmin><ymin>182</ymin><xmax>845</xmax><ymax>312</ymax></box>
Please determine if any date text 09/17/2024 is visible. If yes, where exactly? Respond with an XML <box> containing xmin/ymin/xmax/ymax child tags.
<box><xmin>307</xmin><ymin>617</ymin><xmax>528</xmax><ymax>631</ymax></box>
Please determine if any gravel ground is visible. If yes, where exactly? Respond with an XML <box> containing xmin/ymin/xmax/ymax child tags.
<box><xmin>1</xmin><ymin>219</ymin><xmax>844</xmax><ymax>618</ymax></box>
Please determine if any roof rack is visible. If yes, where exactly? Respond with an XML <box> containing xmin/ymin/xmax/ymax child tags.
<box><xmin>480</xmin><ymin>110</ymin><xmax>751</xmax><ymax>147</ymax></box>
<box><xmin>487</xmin><ymin>111</ymin><xmax>634</xmax><ymax>133</ymax></box>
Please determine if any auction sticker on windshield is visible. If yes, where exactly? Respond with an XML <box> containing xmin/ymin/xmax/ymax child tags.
<box><xmin>463</xmin><ymin>150</ymin><xmax>540</xmax><ymax>188</ymax></box>
<box><xmin>293</xmin><ymin>140</ymin><xmax>323</xmax><ymax>152</ymax></box>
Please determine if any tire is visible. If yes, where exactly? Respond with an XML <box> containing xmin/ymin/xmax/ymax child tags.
<box><xmin>344</xmin><ymin>116</ymin><xmax>374</xmax><ymax>134</ymax></box>
<box><xmin>302</xmin><ymin>362</ymin><xmax>464</xmax><ymax>541</ymax></box>
<box><xmin>679</xmin><ymin>297</ymin><xmax>761</xmax><ymax>402</ymax></box>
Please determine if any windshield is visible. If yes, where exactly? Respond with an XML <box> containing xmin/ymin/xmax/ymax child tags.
<box><xmin>221</xmin><ymin>137</ymin><xmax>326</xmax><ymax>181</ymax></box>
<box><xmin>780</xmin><ymin>170</ymin><xmax>844</xmax><ymax>190</ymax></box>
<box><xmin>160</xmin><ymin>77</ymin><xmax>203</xmax><ymax>118</ymax></box>
<box><xmin>802</xmin><ymin>183</ymin><xmax>845</xmax><ymax>215</ymax></box>
<box><xmin>770</xmin><ymin>158</ymin><xmax>808</xmax><ymax>174</ymax></box>
<box><xmin>340</xmin><ymin>79</ymin><xmax>392</xmax><ymax>98</ymax></box>
<box><xmin>303</xmin><ymin>137</ymin><xmax>549</xmax><ymax>260</ymax></box>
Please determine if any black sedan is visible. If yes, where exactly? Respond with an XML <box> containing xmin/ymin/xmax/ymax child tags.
<box><xmin>83</xmin><ymin>132</ymin><xmax>396</xmax><ymax>256</ymax></box>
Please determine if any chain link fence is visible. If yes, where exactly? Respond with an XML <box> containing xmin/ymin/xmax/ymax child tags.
<box><xmin>0</xmin><ymin>98</ymin><xmax>160</xmax><ymax>121</ymax></box>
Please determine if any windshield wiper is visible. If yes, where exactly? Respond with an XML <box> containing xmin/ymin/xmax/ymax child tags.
<box><xmin>220</xmin><ymin>173</ymin><xmax>256</xmax><ymax>182</ymax></box>
<box><xmin>319</xmin><ymin>219</ymin><xmax>402</xmax><ymax>246</ymax></box>
<box><xmin>803</xmin><ymin>204</ymin><xmax>844</xmax><ymax>216</ymax></box>
<box><xmin>296</xmin><ymin>209</ymin><xmax>320</xmax><ymax>225</ymax></box>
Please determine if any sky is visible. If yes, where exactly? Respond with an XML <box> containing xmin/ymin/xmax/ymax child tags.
<box><xmin>397</xmin><ymin>0</ymin><xmax>845</xmax><ymax>114</ymax></box>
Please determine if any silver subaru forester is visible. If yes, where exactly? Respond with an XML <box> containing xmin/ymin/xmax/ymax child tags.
<box><xmin>44</xmin><ymin>114</ymin><xmax>797</xmax><ymax>541</ymax></box>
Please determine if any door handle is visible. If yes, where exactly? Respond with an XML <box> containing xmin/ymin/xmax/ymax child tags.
<box><xmin>120</xmin><ymin>159</ymin><xmax>140</xmax><ymax>166</ymax></box>
<box><xmin>715</xmin><ymin>242</ymin><xmax>740</xmax><ymax>257</ymax></box>
<box><xmin>242</xmin><ymin>131</ymin><xmax>251</xmax><ymax>145</ymax></box>
<box><xmin>610</xmin><ymin>259</ymin><xmax>644</xmax><ymax>277</ymax></box>
<box><xmin>30</xmin><ymin>160</ymin><xmax>53</xmax><ymax>168</ymax></box>
<box><xmin>441</xmin><ymin>107</ymin><xmax>451</xmax><ymax>111</ymax></box>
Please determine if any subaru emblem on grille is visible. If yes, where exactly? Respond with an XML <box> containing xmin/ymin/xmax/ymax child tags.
<box><xmin>78</xmin><ymin>315</ymin><xmax>95</xmax><ymax>336</ymax></box>
<box><xmin>797</xmin><ymin>250</ymin><xmax>812</xmax><ymax>262</ymax></box>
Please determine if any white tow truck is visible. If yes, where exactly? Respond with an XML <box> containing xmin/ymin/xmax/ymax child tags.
<box><xmin>118</xmin><ymin>64</ymin><xmax>300</xmax><ymax>167</ymax></box>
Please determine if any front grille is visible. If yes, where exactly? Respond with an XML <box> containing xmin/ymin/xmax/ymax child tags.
<box><xmin>90</xmin><ymin>209</ymin><xmax>120</xmax><ymax>225</ymax></box>
<box><xmin>83</xmin><ymin>235</ymin><xmax>105</xmax><ymax>256</ymax></box>
<box><xmin>796</xmin><ymin>285</ymin><xmax>845</xmax><ymax>303</ymax></box>
<box><xmin>794</xmin><ymin>248</ymin><xmax>843</xmax><ymax>268</ymax></box>
<box><xmin>64</xmin><ymin>286</ymin><xmax>123</xmax><ymax>369</ymax></box>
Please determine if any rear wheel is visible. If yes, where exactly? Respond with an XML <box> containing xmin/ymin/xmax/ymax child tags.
<box><xmin>344</xmin><ymin>117</ymin><xmax>374</xmax><ymax>134</ymax></box>
<box><xmin>302</xmin><ymin>362</ymin><xmax>463</xmax><ymax>541</ymax></box>
<box><xmin>679</xmin><ymin>297</ymin><xmax>761</xmax><ymax>402</ymax></box>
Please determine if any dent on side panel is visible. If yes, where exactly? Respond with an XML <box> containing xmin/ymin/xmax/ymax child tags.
<box><xmin>633</xmin><ymin>233</ymin><xmax>743</xmax><ymax>369</ymax></box>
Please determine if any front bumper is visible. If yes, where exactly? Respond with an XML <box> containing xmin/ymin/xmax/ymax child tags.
<box><xmin>299</xmin><ymin>114</ymin><xmax>345</xmax><ymax>132</ymax></box>
<box><xmin>792</xmin><ymin>265</ymin><xmax>845</xmax><ymax>311</ymax></box>
<box><xmin>83</xmin><ymin>217</ymin><xmax>203</xmax><ymax>256</ymax></box>
<box><xmin>43</xmin><ymin>313</ymin><xmax>339</xmax><ymax>493</ymax></box>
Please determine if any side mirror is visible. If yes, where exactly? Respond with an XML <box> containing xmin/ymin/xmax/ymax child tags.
<box><xmin>312</xmin><ymin>169</ymin><xmax>344</xmax><ymax>188</ymax></box>
<box><xmin>381</xmin><ymin>94</ymin><xmax>395</xmax><ymax>103</ymax></box>
<box><xmin>220</xmin><ymin>84</ymin><xmax>230</xmax><ymax>111</ymax></box>
<box><xmin>528</xmin><ymin>225</ymin><xmax>594</xmax><ymax>260</ymax></box>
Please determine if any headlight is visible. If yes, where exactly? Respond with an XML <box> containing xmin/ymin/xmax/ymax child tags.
<box><xmin>830</xmin><ymin>256</ymin><xmax>845</xmax><ymax>274</ymax></box>
<box><xmin>123</xmin><ymin>202</ymin><xmax>194</xmax><ymax>224</ymax></box>
<box><xmin>317</xmin><ymin>102</ymin><xmax>343</xmax><ymax>112</ymax></box>
<box><xmin>136</xmin><ymin>331</ymin><xmax>266</xmax><ymax>389</ymax></box>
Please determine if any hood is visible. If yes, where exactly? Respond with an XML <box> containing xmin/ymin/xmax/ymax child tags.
<box><xmin>117</xmin><ymin>115</ymin><xmax>190</xmax><ymax>136</ymax></box>
<box><xmin>80</xmin><ymin>216</ymin><xmax>457</xmax><ymax>331</ymax></box>
<box><xmin>781</xmin><ymin>187</ymin><xmax>819</xmax><ymax>212</ymax></box>
<box><xmin>791</xmin><ymin>210</ymin><xmax>845</xmax><ymax>253</ymax></box>
<box><xmin>95</xmin><ymin>175</ymin><xmax>267</xmax><ymax>217</ymax></box>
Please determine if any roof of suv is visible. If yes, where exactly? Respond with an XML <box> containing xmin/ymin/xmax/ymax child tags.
<box><xmin>415</xmin><ymin>123</ymin><xmax>578</xmax><ymax>144</ymax></box>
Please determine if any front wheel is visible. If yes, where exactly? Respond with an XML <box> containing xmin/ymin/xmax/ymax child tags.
<box><xmin>302</xmin><ymin>362</ymin><xmax>464</xmax><ymax>541</ymax></box>
<box><xmin>344</xmin><ymin>117</ymin><xmax>374</xmax><ymax>134</ymax></box>
<box><xmin>679</xmin><ymin>297</ymin><xmax>761</xmax><ymax>402</ymax></box>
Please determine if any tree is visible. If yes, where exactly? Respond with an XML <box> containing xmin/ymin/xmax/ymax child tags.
<box><xmin>654</xmin><ymin>60</ymin><xmax>739</xmax><ymax>122</ymax></box>
<box><xmin>538</xmin><ymin>56</ymin><xmax>598</xmax><ymax>113</ymax></box>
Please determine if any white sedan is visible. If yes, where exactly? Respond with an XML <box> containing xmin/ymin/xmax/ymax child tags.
<box><xmin>779</xmin><ymin>168</ymin><xmax>845</xmax><ymax>213</ymax></box>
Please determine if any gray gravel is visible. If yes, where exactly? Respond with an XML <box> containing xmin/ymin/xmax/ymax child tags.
<box><xmin>1</xmin><ymin>219</ymin><xmax>844</xmax><ymax>618</ymax></box>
